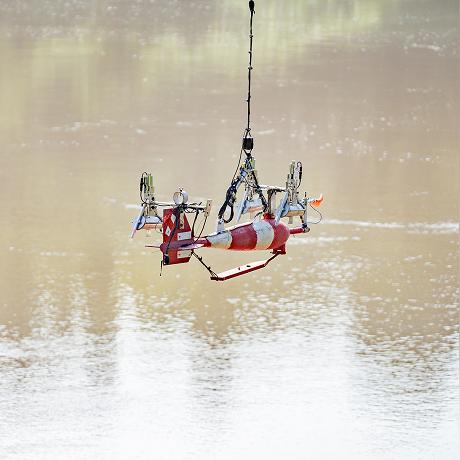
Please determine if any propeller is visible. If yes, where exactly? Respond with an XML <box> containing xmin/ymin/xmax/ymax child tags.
<box><xmin>275</xmin><ymin>191</ymin><xmax>289</xmax><ymax>223</ymax></box>
<box><xmin>307</xmin><ymin>193</ymin><xmax>323</xmax><ymax>207</ymax></box>
<box><xmin>130</xmin><ymin>203</ymin><xmax>146</xmax><ymax>238</ymax></box>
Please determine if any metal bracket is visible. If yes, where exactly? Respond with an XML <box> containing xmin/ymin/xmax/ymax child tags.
<box><xmin>210</xmin><ymin>246</ymin><xmax>285</xmax><ymax>281</ymax></box>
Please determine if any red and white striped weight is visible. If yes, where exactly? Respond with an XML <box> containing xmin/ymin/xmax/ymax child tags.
<box><xmin>206</xmin><ymin>215</ymin><xmax>290</xmax><ymax>251</ymax></box>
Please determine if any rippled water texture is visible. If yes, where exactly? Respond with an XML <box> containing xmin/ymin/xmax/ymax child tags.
<box><xmin>0</xmin><ymin>1</ymin><xmax>458</xmax><ymax>459</ymax></box>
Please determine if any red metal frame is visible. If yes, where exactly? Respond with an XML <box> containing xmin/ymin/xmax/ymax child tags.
<box><xmin>210</xmin><ymin>245</ymin><xmax>286</xmax><ymax>281</ymax></box>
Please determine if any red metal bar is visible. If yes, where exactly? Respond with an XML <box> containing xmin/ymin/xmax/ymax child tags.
<box><xmin>289</xmin><ymin>226</ymin><xmax>307</xmax><ymax>235</ymax></box>
<box><xmin>210</xmin><ymin>248</ymin><xmax>284</xmax><ymax>281</ymax></box>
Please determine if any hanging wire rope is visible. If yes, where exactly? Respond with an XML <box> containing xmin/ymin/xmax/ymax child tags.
<box><xmin>217</xmin><ymin>1</ymin><xmax>268</xmax><ymax>223</ymax></box>
<box><xmin>243</xmin><ymin>0</ymin><xmax>255</xmax><ymax>148</ymax></box>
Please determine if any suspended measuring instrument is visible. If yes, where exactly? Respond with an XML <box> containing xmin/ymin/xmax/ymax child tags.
<box><xmin>130</xmin><ymin>1</ymin><xmax>323</xmax><ymax>281</ymax></box>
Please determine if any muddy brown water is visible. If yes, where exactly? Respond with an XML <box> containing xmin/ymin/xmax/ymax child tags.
<box><xmin>0</xmin><ymin>1</ymin><xmax>458</xmax><ymax>459</ymax></box>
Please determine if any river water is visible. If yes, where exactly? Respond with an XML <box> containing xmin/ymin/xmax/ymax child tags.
<box><xmin>0</xmin><ymin>1</ymin><xmax>458</xmax><ymax>459</ymax></box>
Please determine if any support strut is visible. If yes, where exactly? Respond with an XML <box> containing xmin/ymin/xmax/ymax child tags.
<box><xmin>210</xmin><ymin>246</ymin><xmax>285</xmax><ymax>282</ymax></box>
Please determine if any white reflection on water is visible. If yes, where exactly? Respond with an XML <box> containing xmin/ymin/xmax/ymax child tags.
<box><xmin>1</xmin><ymin>275</ymin><xmax>458</xmax><ymax>459</ymax></box>
<box><xmin>324</xmin><ymin>219</ymin><xmax>459</xmax><ymax>234</ymax></box>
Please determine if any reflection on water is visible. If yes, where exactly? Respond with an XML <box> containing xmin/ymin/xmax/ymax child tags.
<box><xmin>0</xmin><ymin>0</ymin><xmax>458</xmax><ymax>459</ymax></box>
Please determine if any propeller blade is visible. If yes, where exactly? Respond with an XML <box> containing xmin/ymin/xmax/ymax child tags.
<box><xmin>275</xmin><ymin>191</ymin><xmax>289</xmax><ymax>223</ymax></box>
<box><xmin>311</xmin><ymin>193</ymin><xmax>323</xmax><ymax>207</ymax></box>
<box><xmin>235</xmin><ymin>189</ymin><xmax>249</xmax><ymax>222</ymax></box>
<box><xmin>130</xmin><ymin>204</ymin><xmax>146</xmax><ymax>238</ymax></box>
